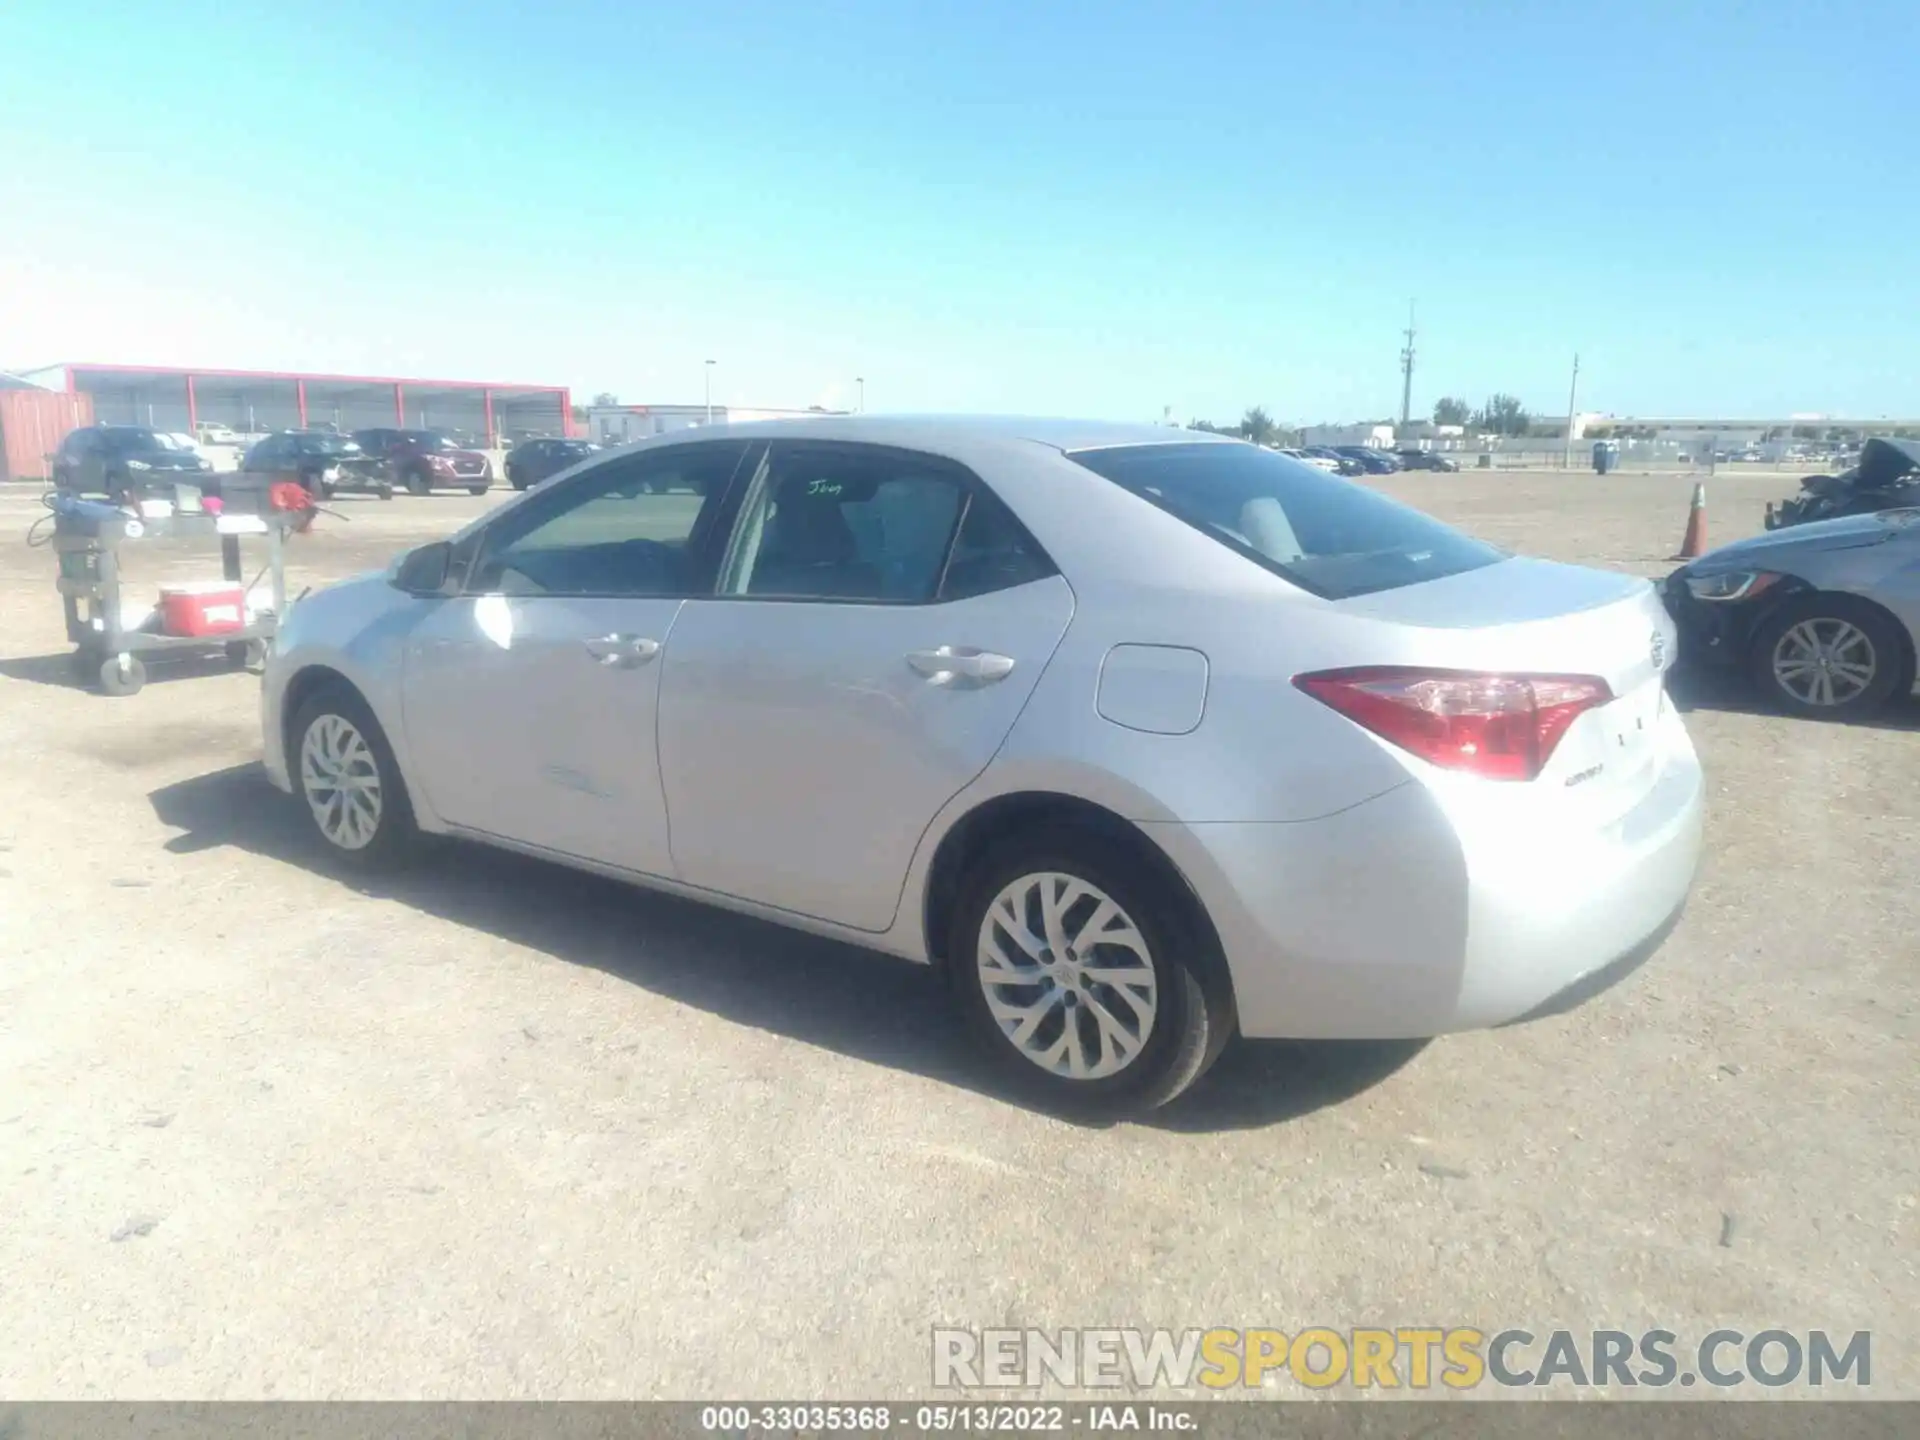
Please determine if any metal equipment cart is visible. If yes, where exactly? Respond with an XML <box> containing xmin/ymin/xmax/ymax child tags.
<box><xmin>50</xmin><ymin>493</ymin><xmax>300</xmax><ymax>697</ymax></box>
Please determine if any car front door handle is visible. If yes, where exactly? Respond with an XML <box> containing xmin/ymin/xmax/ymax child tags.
<box><xmin>905</xmin><ymin>646</ymin><xmax>1016</xmax><ymax>687</ymax></box>
<box><xmin>583</xmin><ymin>634</ymin><xmax>661</xmax><ymax>668</ymax></box>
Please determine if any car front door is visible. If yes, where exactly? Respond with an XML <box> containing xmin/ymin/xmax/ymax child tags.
<box><xmin>399</xmin><ymin>440</ymin><xmax>755</xmax><ymax>877</ymax></box>
<box><xmin>656</xmin><ymin>440</ymin><xmax>1075</xmax><ymax>932</ymax></box>
<box><xmin>247</xmin><ymin>435</ymin><xmax>287</xmax><ymax>477</ymax></box>
<box><xmin>54</xmin><ymin>431</ymin><xmax>90</xmax><ymax>490</ymax></box>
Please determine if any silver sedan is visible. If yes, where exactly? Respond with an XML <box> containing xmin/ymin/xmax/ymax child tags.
<box><xmin>262</xmin><ymin>417</ymin><xmax>1704</xmax><ymax>1114</ymax></box>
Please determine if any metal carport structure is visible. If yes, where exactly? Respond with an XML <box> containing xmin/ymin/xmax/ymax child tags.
<box><xmin>38</xmin><ymin>364</ymin><xmax>572</xmax><ymax>445</ymax></box>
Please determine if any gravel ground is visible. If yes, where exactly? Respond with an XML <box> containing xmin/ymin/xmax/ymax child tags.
<box><xmin>0</xmin><ymin>469</ymin><xmax>1913</xmax><ymax>1400</ymax></box>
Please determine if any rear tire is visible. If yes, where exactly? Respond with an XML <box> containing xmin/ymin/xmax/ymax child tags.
<box><xmin>1749</xmin><ymin>595</ymin><xmax>1908</xmax><ymax>719</ymax></box>
<box><xmin>949</xmin><ymin>826</ymin><xmax>1232</xmax><ymax>1117</ymax></box>
<box><xmin>289</xmin><ymin>685</ymin><xmax>420</xmax><ymax>868</ymax></box>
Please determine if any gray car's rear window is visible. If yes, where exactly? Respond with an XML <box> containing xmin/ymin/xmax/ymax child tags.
<box><xmin>1069</xmin><ymin>442</ymin><xmax>1503</xmax><ymax>599</ymax></box>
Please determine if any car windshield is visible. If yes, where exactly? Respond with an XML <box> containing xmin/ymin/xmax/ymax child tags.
<box><xmin>403</xmin><ymin>431</ymin><xmax>457</xmax><ymax>451</ymax></box>
<box><xmin>299</xmin><ymin>435</ymin><xmax>359</xmax><ymax>454</ymax></box>
<box><xmin>1070</xmin><ymin>442</ymin><xmax>1504</xmax><ymax>600</ymax></box>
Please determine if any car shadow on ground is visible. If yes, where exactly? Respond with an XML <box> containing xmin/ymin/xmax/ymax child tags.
<box><xmin>148</xmin><ymin>763</ymin><xmax>1424</xmax><ymax>1134</ymax></box>
<box><xmin>1666</xmin><ymin>664</ymin><xmax>1920</xmax><ymax>731</ymax></box>
<box><xmin>0</xmin><ymin>649</ymin><xmax>250</xmax><ymax>692</ymax></box>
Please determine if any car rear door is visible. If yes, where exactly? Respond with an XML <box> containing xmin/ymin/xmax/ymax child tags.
<box><xmin>655</xmin><ymin>440</ymin><xmax>1073</xmax><ymax>932</ymax></box>
<box><xmin>399</xmin><ymin>441</ymin><xmax>754</xmax><ymax>878</ymax></box>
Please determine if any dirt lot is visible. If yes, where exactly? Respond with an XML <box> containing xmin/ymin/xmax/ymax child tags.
<box><xmin>1</xmin><ymin>469</ymin><xmax>1914</xmax><ymax>1399</ymax></box>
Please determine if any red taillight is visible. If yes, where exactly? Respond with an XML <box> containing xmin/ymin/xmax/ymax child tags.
<box><xmin>1294</xmin><ymin>667</ymin><xmax>1613</xmax><ymax>782</ymax></box>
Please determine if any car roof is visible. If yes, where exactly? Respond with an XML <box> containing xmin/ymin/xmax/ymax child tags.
<box><xmin>635</xmin><ymin>413</ymin><xmax>1240</xmax><ymax>457</ymax></box>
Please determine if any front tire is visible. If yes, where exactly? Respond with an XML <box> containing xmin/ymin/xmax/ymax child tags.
<box><xmin>467</xmin><ymin>484</ymin><xmax>489</xmax><ymax>496</ymax></box>
<box><xmin>405</xmin><ymin>468</ymin><xmax>431</xmax><ymax>496</ymax></box>
<box><xmin>949</xmin><ymin>827</ymin><xmax>1231</xmax><ymax>1116</ymax></box>
<box><xmin>1750</xmin><ymin>595</ymin><xmax>1908</xmax><ymax>719</ymax></box>
<box><xmin>290</xmin><ymin>686</ymin><xmax>420</xmax><ymax>866</ymax></box>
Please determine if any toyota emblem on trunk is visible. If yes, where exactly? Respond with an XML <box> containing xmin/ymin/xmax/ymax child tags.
<box><xmin>1650</xmin><ymin>631</ymin><xmax>1668</xmax><ymax>671</ymax></box>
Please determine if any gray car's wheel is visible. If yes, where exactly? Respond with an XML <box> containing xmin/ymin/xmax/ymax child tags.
<box><xmin>949</xmin><ymin>827</ymin><xmax>1231</xmax><ymax>1115</ymax></box>
<box><xmin>1750</xmin><ymin>595</ymin><xmax>1908</xmax><ymax>719</ymax></box>
<box><xmin>290</xmin><ymin>686</ymin><xmax>419</xmax><ymax>866</ymax></box>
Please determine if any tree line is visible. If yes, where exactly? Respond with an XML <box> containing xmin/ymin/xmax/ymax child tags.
<box><xmin>1188</xmin><ymin>396</ymin><xmax>1535</xmax><ymax>444</ymax></box>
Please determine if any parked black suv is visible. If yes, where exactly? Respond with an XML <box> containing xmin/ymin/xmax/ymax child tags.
<box><xmin>52</xmin><ymin>425</ymin><xmax>213</xmax><ymax>501</ymax></box>
<box><xmin>505</xmin><ymin>437</ymin><xmax>601</xmax><ymax>490</ymax></box>
<box><xmin>242</xmin><ymin>431</ymin><xmax>393</xmax><ymax>499</ymax></box>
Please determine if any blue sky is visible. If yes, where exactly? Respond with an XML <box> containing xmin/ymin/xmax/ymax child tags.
<box><xmin>1</xmin><ymin>1</ymin><xmax>1913</xmax><ymax>422</ymax></box>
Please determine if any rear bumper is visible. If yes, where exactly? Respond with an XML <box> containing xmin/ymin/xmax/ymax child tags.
<box><xmin>1144</xmin><ymin>706</ymin><xmax>1705</xmax><ymax>1039</ymax></box>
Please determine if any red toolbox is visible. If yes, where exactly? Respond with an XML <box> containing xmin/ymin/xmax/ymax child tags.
<box><xmin>158</xmin><ymin>582</ymin><xmax>247</xmax><ymax>637</ymax></box>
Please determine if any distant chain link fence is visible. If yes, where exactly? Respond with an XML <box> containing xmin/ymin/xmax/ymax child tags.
<box><xmin>1458</xmin><ymin>438</ymin><xmax>1848</xmax><ymax>475</ymax></box>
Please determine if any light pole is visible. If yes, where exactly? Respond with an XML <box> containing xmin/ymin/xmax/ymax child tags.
<box><xmin>856</xmin><ymin>377</ymin><xmax>865</xmax><ymax>414</ymax></box>
<box><xmin>1562</xmin><ymin>353</ymin><xmax>1580</xmax><ymax>471</ymax></box>
<box><xmin>704</xmin><ymin>359</ymin><xmax>716</xmax><ymax>425</ymax></box>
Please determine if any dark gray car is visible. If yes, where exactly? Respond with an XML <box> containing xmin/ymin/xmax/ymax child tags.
<box><xmin>1665</xmin><ymin>509</ymin><xmax>1920</xmax><ymax>717</ymax></box>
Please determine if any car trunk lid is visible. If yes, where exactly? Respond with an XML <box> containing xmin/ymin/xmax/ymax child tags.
<box><xmin>1329</xmin><ymin>557</ymin><xmax>1677</xmax><ymax>817</ymax></box>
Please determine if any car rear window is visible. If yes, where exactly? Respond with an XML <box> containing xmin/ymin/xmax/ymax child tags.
<box><xmin>1069</xmin><ymin>442</ymin><xmax>1503</xmax><ymax>599</ymax></box>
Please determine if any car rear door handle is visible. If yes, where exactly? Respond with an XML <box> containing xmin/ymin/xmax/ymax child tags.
<box><xmin>905</xmin><ymin>646</ymin><xmax>1016</xmax><ymax>687</ymax></box>
<box><xmin>583</xmin><ymin>634</ymin><xmax>661</xmax><ymax>668</ymax></box>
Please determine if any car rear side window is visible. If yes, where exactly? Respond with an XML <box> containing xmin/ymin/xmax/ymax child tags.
<box><xmin>719</xmin><ymin>447</ymin><xmax>968</xmax><ymax>602</ymax></box>
<box><xmin>1069</xmin><ymin>442</ymin><xmax>1502</xmax><ymax>599</ymax></box>
<box><xmin>939</xmin><ymin>488</ymin><xmax>1057</xmax><ymax>601</ymax></box>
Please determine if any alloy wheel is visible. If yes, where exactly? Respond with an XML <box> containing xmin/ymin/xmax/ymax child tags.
<box><xmin>975</xmin><ymin>871</ymin><xmax>1159</xmax><ymax>1081</ymax></box>
<box><xmin>300</xmin><ymin>713</ymin><xmax>384</xmax><ymax>849</ymax></box>
<box><xmin>1771</xmin><ymin>618</ymin><xmax>1877</xmax><ymax>708</ymax></box>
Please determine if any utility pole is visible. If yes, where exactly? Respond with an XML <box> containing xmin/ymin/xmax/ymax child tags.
<box><xmin>1563</xmin><ymin>353</ymin><xmax>1581</xmax><ymax>470</ymax></box>
<box><xmin>1398</xmin><ymin>301</ymin><xmax>1416</xmax><ymax>432</ymax></box>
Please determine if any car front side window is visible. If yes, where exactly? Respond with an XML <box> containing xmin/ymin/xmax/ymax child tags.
<box><xmin>464</xmin><ymin>441</ymin><xmax>753</xmax><ymax>599</ymax></box>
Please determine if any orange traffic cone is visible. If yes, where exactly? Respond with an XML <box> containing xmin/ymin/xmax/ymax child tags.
<box><xmin>1674</xmin><ymin>482</ymin><xmax>1707</xmax><ymax>560</ymax></box>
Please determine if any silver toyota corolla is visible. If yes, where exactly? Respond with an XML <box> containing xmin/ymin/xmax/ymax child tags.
<box><xmin>262</xmin><ymin>417</ymin><xmax>1704</xmax><ymax>1113</ymax></box>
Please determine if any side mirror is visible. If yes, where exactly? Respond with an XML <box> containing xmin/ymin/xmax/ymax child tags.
<box><xmin>391</xmin><ymin>540</ymin><xmax>455</xmax><ymax>595</ymax></box>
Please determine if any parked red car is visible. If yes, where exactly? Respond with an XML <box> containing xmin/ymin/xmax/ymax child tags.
<box><xmin>351</xmin><ymin>428</ymin><xmax>493</xmax><ymax>495</ymax></box>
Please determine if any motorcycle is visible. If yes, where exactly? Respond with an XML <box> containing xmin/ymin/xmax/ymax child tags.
<box><xmin>1765</xmin><ymin>437</ymin><xmax>1920</xmax><ymax>528</ymax></box>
